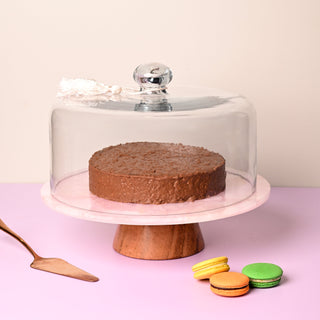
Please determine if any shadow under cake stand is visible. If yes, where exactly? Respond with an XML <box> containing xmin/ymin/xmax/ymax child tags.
<box><xmin>41</xmin><ymin>173</ymin><xmax>270</xmax><ymax>260</ymax></box>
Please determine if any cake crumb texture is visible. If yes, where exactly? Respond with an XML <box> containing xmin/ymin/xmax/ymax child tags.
<box><xmin>89</xmin><ymin>142</ymin><xmax>226</xmax><ymax>204</ymax></box>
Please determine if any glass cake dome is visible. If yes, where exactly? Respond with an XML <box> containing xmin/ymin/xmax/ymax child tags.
<box><xmin>49</xmin><ymin>63</ymin><xmax>257</xmax><ymax>217</ymax></box>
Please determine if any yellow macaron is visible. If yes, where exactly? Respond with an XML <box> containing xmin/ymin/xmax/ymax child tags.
<box><xmin>192</xmin><ymin>256</ymin><xmax>230</xmax><ymax>280</ymax></box>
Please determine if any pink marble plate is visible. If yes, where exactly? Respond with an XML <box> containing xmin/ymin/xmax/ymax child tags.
<box><xmin>41</xmin><ymin>173</ymin><xmax>270</xmax><ymax>225</ymax></box>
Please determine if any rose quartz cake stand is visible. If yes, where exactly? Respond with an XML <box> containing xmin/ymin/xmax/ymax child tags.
<box><xmin>41</xmin><ymin>173</ymin><xmax>270</xmax><ymax>260</ymax></box>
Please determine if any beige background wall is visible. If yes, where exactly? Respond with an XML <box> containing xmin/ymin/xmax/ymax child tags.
<box><xmin>1</xmin><ymin>0</ymin><xmax>319</xmax><ymax>186</ymax></box>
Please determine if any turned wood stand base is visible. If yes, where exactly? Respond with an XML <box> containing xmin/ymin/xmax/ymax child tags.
<box><xmin>113</xmin><ymin>223</ymin><xmax>204</xmax><ymax>260</ymax></box>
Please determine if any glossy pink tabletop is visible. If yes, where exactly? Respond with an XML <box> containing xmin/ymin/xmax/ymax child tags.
<box><xmin>0</xmin><ymin>184</ymin><xmax>319</xmax><ymax>320</ymax></box>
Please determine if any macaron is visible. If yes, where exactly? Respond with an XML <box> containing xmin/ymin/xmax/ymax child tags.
<box><xmin>242</xmin><ymin>263</ymin><xmax>283</xmax><ymax>288</ymax></box>
<box><xmin>192</xmin><ymin>256</ymin><xmax>230</xmax><ymax>280</ymax></box>
<box><xmin>210</xmin><ymin>271</ymin><xmax>250</xmax><ymax>297</ymax></box>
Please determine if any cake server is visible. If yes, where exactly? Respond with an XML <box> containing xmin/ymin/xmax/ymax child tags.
<box><xmin>0</xmin><ymin>218</ymin><xmax>99</xmax><ymax>282</ymax></box>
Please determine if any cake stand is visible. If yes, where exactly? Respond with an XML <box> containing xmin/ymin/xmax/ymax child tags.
<box><xmin>41</xmin><ymin>173</ymin><xmax>270</xmax><ymax>260</ymax></box>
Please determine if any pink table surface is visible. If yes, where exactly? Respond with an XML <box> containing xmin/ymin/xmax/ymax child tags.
<box><xmin>0</xmin><ymin>184</ymin><xmax>319</xmax><ymax>320</ymax></box>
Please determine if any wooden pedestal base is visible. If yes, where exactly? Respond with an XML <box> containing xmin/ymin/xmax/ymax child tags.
<box><xmin>113</xmin><ymin>223</ymin><xmax>204</xmax><ymax>260</ymax></box>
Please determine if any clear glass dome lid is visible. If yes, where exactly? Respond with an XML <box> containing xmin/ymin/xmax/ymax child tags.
<box><xmin>57</xmin><ymin>62</ymin><xmax>241</xmax><ymax>113</ymax></box>
<box><xmin>51</xmin><ymin>63</ymin><xmax>257</xmax><ymax>220</ymax></box>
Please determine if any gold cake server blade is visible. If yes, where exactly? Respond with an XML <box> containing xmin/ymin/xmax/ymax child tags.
<box><xmin>0</xmin><ymin>218</ymin><xmax>99</xmax><ymax>282</ymax></box>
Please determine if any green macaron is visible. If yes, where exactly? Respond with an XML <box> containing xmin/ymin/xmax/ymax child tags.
<box><xmin>242</xmin><ymin>263</ymin><xmax>283</xmax><ymax>288</ymax></box>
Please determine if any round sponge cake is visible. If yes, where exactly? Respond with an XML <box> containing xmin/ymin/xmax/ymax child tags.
<box><xmin>89</xmin><ymin>142</ymin><xmax>226</xmax><ymax>204</ymax></box>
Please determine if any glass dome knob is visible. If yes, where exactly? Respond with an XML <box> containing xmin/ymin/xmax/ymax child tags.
<box><xmin>133</xmin><ymin>63</ymin><xmax>173</xmax><ymax>90</ymax></box>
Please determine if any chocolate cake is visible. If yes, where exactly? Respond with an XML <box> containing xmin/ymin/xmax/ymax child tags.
<box><xmin>88</xmin><ymin>142</ymin><xmax>226</xmax><ymax>204</ymax></box>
